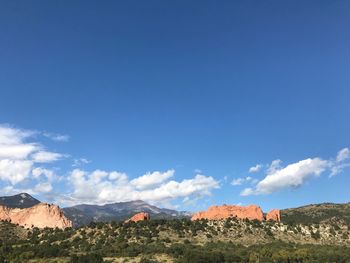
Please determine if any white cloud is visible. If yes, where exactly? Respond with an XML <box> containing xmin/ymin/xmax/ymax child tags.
<box><xmin>240</xmin><ymin>188</ymin><xmax>254</xmax><ymax>196</ymax></box>
<box><xmin>0</xmin><ymin>159</ymin><xmax>33</xmax><ymax>184</ymax></box>
<box><xmin>0</xmin><ymin>125</ymin><xmax>40</xmax><ymax>160</ymax></box>
<box><xmin>336</xmin><ymin>148</ymin><xmax>349</xmax><ymax>163</ymax></box>
<box><xmin>43</xmin><ymin>132</ymin><xmax>69</xmax><ymax>142</ymax></box>
<box><xmin>0</xmin><ymin>124</ymin><xmax>65</xmax><ymax>188</ymax></box>
<box><xmin>330</xmin><ymin>163</ymin><xmax>350</xmax><ymax>177</ymax></box>
<box><xmin>329</xmin><ymin>148</ymin><xmax>350</xmax><ymax>177</ymax></box>
<box><xmin>35</xmin><ymin>182</ymin><xmax>53</xmax><ymax>193</ymax></box>
<box><xmin>65</xmin><ymin>169</ymin><xmax>219</xmax><ymax>206</ymax></box>
<box><xmin>72</xmin><ymin>158</ymin><xmax>91</xmax><ymax>167</ymax></box>
<box><xmin>231</xmin><ymin>176</ymin><xmax>257</xmax><ymax>186</ymax></box>
<box><xmin>130</xmin><ymin>169</ymin><xmax>175</xmax><ymax>190</ymax></box>
<box><xmin>0</xmin><ymin>143</ymin><xmax>38</xmax><ymax>159</ymax></box>
<box><xmin>109</xmin><ymin>171</ymin><xmax>128</xmax><ymax>183</ymax></box>
<box><xmin>32</xmin><ymin>167</ymin><xmax>57</xmax><ymax>182</ymax></box>
<box><xmin>31</xmin><ymin>151</ymin><xmax>64</xmax><ymax>163</ymax></box>
<box><xmin>267</xmin><ymin>159</ymin><xmax>282</xmax><ymax>174</ymax></box>
<box><xmin>90</xmin><ymin>170</ymin><xmax>109</xmax><ymax>184</ymax></box>
<box><xmin>137</xmin><ymin>174</ymin><xmax>219</xmax><ymax>202</ymax></box>
<box><xmin>231</xmin><ymin>178</ymin><xmax>244</xmax><ymax>186</ymax></box>
<box><xmin>241</xmin><ymin>158</ymin><xmax>328</xmax><ymax>196</ymax></box>
<box><xmin>249</xmin><ymin>164</ymin><xmax>262</xmax><ymax>173</ymax></box>
<box><xmin>0</xmin><ymin>125</ymin><xmax>35</xmax><ymax>145</ymax></box>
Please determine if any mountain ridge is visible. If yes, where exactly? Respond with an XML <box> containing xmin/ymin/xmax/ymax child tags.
<box><xmin>62</xmin><ymin>199</ymin><xmax>191</xmax><ymax>227</ymax></box>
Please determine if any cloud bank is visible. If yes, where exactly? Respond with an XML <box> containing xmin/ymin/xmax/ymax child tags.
<box><xmin>241</xmin><ymin>148</ymin><xmax>350</xmax><ymax>196</ymax></box>
<box><xmin>1</xmin><ymin>124</ymin><xmax>348</xmax><ymax>206</ymax></box>
<box><xmin>0</xmin><ymin>124</ymin><xmax>220</xmax><ymax>207</ymax></box>
<box><xmin>62</xmin><ymin>169</ymin><xmax>219</xmax><ymax>206</ymax></box>
<box><xmin>0</xmin><ymin>125</ymin><xmax>64</xmax><ymax>186</ymax></box>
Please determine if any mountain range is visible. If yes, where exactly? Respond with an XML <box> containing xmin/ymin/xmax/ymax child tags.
<box><xmin>63</xmin><ymin>200</ymin><xmax>191</xmax><ymax>227</ymax></box>
<box><xmin>1</xmin><ymin>193</ymin><xmax>349</xmax><ymax>228</ymax></box>
<box><xmin>0</xmin><ymin>193</ymin><xmax>191</xmax><ymax>227</ymax></box>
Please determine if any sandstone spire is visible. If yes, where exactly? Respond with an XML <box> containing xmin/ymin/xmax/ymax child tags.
<box><xmin>266</xmin><ymin>209</ymin><xmax>281</xmax><ymax>222</ymax></box>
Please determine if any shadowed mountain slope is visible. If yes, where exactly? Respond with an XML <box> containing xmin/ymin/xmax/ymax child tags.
<box><xmin>0</xmin><ymin>193</ymin><xmax>40</xmax><ymax>209</ymax></box>
<box><xmin>62</xmin><ymin>200</ymin><xmax>191</xmax><ymax>227</ymax></box>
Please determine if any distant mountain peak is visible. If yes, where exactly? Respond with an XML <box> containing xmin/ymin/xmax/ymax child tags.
<box><xmin>0</xmin><ymin>193</ymin><xmax>40</xmax><ymax>209</ymax></box>
<box><xmin>130</xmin><ymin>200</ymin><xmax>147</xmax><ymax>204</ymax></box>
<box><xmin>19</xmin><ymin>193</ymin><xmax>35</xmax><ymax>199</ymax></box>
<box><xmin>110</xmin><ymin>200</ymin><xmax>147</xmax><ymax>205</ymax></box>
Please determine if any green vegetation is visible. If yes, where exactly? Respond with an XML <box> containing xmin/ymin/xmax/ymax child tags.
<box><xmin>0</xmin><ymin>221</ymin><xmax>27</xmax><ymax>243</ymax></box>
<box><xmin>281</xmin><ymin>203</ymin><xmax>350</xmax><ymax>225</ymax></box>
<box><xmin>0</xmin><ymin>218</ymin><xmax>349</xmax><ymax>262</ymax></box>
<box><xmin>70</xmin><ymin>253</ymin><xmax>104</xmax><ymax>263</ymax></box>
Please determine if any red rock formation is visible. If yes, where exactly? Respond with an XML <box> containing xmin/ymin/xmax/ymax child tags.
<box><xmin>0</xmin><ymin>203</ymin><xmax>72</xmax><ymax>229</ymax></box>
<box><xmin>125</xmin><ymin>212</ymin><xmax>150</xmax><ymax>223</ymax></box>
<box><xmin>266</xmin><ymin>209</ymin><xmax>281</xmax><ymax>222</ymax></box>
<box><xmin>191</xmin><ymin>204</ymin><xmax>265</xmax><ymax>221</ymax></box>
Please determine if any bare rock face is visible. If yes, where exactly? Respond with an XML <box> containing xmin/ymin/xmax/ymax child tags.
<box><xmin>125</xmin><ymin>212</ymin><xmax>150</xmax><ymax>223</ymax></box>
<box><xmin>266</xmin><ymin>209</ymin><xmax>281</xmax><ymax>222</ymax></box>
<box><xmin>0</xmin><ymin>203</ymin><xmax>72</xmax><ymax>229</ymax></box>
<box><xmin>191</xmin><ymin>204</ymin><xmax>265</xmax><ymax>221</ymax></box>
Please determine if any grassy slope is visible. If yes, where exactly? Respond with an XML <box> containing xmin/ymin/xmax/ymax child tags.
<box><xmin>0</xmin><ymin>221</ymin><xmax>28</xmax><ymax>242</ymax></box>
<box><xmin>281</xmin><ymin>203</ymin><xmax>350</xmax><ymax>225</ymax></box>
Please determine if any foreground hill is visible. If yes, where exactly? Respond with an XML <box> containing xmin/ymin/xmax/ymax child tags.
<box><xmin>0</xmin><ymin>217</ymin><xmax>349</xmax><ymax>262</ymax></box>
<box><xmin>63</xmin><ymin>200</ymin><xmax>191</xmax><ymax>227</ymax></box>
<box><xmin>281</xmin><ymin>202</ymin><xmax>350</xmax><ymax>225</ymax></box>
<box><xmin>0</xmin><ymin>193</ymin><xmax>349</xmax><ymax>262</ymax></box>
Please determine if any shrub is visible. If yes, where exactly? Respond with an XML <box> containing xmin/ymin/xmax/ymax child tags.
<box><xmin>70</xmin><ymin>253</ymin><xmax>104</xmax><ymax>263</ymax></box>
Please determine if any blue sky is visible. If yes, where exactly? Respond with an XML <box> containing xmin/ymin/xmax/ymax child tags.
<box><xmin>0</xmin><ymin>1</ymin><xmax>349</xmax><ymax>212</ymax></box>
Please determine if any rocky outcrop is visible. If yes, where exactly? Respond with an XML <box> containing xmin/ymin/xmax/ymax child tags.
<box><xmin>0</xmin><ymin>203</ymin><xmax>72</xmax><ymax>229</ymax></box>
<box><xmin>192</xmin><ymin>204</ymin><xmax>281</xmax><ymax>222</ymax></box>
<box><xmin>192</xmin><ymin>204</ymin><xmax>265</xmax><ymax>221</ymax></box>
<box><xmin>125</xmin><ymin>212</ymin><xmax>150</xmax><ymax>223</ymax></box>
<box><xmin>266</xmin><ymin>209</ymin><xmax>281</xmax><ymax>222</ymax></box>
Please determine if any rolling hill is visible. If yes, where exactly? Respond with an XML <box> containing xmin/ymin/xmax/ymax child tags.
<box><xmin>281</xmin><ymin>202</ymin><xmax>350</xmax><ymax>225</ymax></box>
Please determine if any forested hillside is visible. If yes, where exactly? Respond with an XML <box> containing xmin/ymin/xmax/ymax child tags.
<box><xmin>1</xmin><ymin>217</ymin><xmax>349</xmax><ymax>262</ymax></box>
